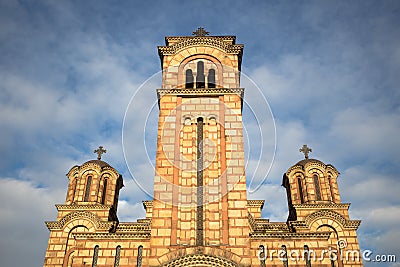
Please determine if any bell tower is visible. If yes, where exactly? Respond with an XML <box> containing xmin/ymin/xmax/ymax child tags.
<box><xmin>43</xmin><ymin>29</ymin><xmax>363</xmax><ymax>267</ymax></box>
<box><xmin>149</xmin><ymin>28</ymin><xmax>251</xmax><ymax>265</ymax></box>
<box><xmin>43</xmin><ymin>147</ymin><xmax>124</xmax><ymax>266</ymax></box>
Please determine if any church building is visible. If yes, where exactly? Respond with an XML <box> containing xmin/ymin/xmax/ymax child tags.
<box><xmin>43</xmin><ymin>29</ymin><xmax>363</xmax><ymax>267</ymax></box>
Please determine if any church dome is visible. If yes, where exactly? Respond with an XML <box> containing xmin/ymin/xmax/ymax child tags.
<box><xmin>294</xmin><ymin>158</ymin><xmax>326</xmax><ymax>167</ymax></box>
<box><xmin>285</xmin><ymin>145</ymin><xmax>339</xmax><ymax>176</ymax></box>
<box><xmin>285</xmin><ymin>157</ymin><xmax>339</xmax><ymax>177</ymax></box>
<box><xmin>81</xmin><ymin>159</ymin><xmax>111</xmax><ymax>168</ymax></box>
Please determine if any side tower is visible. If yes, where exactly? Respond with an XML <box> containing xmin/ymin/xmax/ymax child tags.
<box><xmin>43</xmin><ymin>149</ymin><xmax>124</xmax><ymax>266</ymax></box>
<box><xmin>282</xmin><ymin>145</ymin><xmax>362</xmax><ymax>266</ymax></box>
<box><xmin>149</xmin><ymin>28</ymin><xmax>251</xmax><ymax>266</ymax></box>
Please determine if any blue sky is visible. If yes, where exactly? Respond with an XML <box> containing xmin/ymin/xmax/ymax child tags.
<box><xmin>1</xmin><ymin>0</ymin><xmax>399</xmax><ymax>266</ymax></box>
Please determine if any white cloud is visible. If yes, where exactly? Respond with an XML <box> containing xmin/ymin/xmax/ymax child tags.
<box><xmin>0</xmin><ymin>178</ymin><xmax>63</xmax><ymax>266</ymax></box>
<box><xmin>1</xmin><ymin>1</ymin><xmax>400</xmax><ymax>267</ymax></box>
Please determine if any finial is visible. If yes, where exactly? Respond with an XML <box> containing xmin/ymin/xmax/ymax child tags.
<box><xmin>94</xmin><ymin>146</ymin><xmax>107</xmax><ymax>160</ymax></box>
<box><xmin>192</xmin><ymin>27</ymin><xmax>210</xmax><ymax>36</ymax></box>
<box><xmin>299</xmin><ymin>144</ymin><xmax>312</xmax><ymax>159</ymax></box>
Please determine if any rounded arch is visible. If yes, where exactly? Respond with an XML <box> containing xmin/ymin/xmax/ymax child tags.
<box><xmin>162</xmin><ymin>254</ymin><xmax>239</xmax><ymax>267</ymax></box>
<box><xmin>80</xmin><ymin>169</ymin><xmax>100</xmax><ymax>180</ymax></box>
<box><xmin>177</xmin><ymin>54</ymin><xmax>223</xmax><ymax>88</ymax></box>
<box><xmin>60</xmin><ymin>211</ymin><xmax>99</xmax><ymax>232</ymax></box>
<box><xmin>63</xmin><ymin>225</ymin><xmax>91</xmax><ymax>267</ymax></box>
<box><xmin>306</xmin><ymin>210</ymin><xmax>346</xmax><ymax>235</ymax></box>
<box><xmin>207</xmin><ymin>114</ymin><xmax>218</xmax><ymax>122</ymax></box>
<box><xmin>309</xmin><ymin>168</ymin><xmax>324</xmax><ymax>177</ymax></box>
<box><xmin>316</xmin><ymin>224</ymin><xmax>343</xmax><ymax>266</ymax></box>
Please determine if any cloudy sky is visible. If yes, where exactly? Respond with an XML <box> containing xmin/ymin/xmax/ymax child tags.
<box><xmin>1</xmin><ymin>0</ymin><xmax>399</xmax><ymax>266</ymax></box>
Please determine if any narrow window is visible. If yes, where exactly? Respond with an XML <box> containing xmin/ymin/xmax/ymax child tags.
<box><xmin>297</xmin><ymin>176</ymin><xmax>304</xmax><ymax>203</ymax></box>
<box><xmin>208</xmin><ymin>69</ymin><xmax>216</xmax><ymax>88</ymax></box>
<box><xmin>328</xmin><ymin>175</ymin><xmax>335</xmax><ymax>202</ymax></box>
<box><xmin>304</xmin><ymin>245</ymin><xmax>311</xmax><ymax>267</ymax></box>
<box><xmin>92</xmin><ymin>245</ymin><xmax>99</xmax><ymax>267</ymax></box>
<box><xmin>114</xmin><ymin>245</ymin><xmax>121</xmax><ymax>267</ymax></box>
<box><xmin>196</xmin><ymin>61</ymin><xmax>205</xmax><ymax>88</ymax></box>
<box><xmin>137</xmin><ymin>245</ymin><xmax>143</xmax><ymax>267</ymax></box>
<box><xmin>196</xmin><ymin>117</ymin><xmax>204</xmax><ymax>245</ymax></box>
<box><xmin>259</xmin><ymin>245</ymin><xmax>266</xmax><ymax>267</ymax></box>
<box><xmin>313</xmin><ymin>174</ymin><xmax>321</xmax><ymax>201</ymax></box>
<box><xmin>70</xmin><ymin>178</ymin><xmax>78</xmax><ymax>203</ymax></box>
<box><xmin>113</xmin><ymin>178</ymin><xmax>121</xmax><ymax>207</ymax></box>
<box><xmin>101</xmin><ymin>179</ymin><xmax>108</xmax><ymax>204</ymax></box>
<box><xmin>84</xmin><ymin>176</ymin><xmax>92</xmax><ymax>202</ymax></box>
<box><xmin>281</xmin><ymin>245</ymin><xmax>288</xmax><ymax>267</ymax></box>
<box><xmin>185</xmin><ymin>69</ymin><xmax>194</xmax><ymax>88</ymax></box>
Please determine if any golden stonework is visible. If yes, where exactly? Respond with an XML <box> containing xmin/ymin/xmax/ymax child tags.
<box><xmin>43</xmin><ymin>31</ymin><xmax>363</xmax><ymax>267</ymax></box>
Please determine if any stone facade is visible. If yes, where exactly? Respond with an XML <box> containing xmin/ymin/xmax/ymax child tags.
<box><xmin>43</xmin><ymin>29</ymin><xmax>363</xmax><ymax>267</ymax></box>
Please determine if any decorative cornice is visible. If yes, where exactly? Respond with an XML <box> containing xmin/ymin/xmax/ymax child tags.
<box><xmin>45</xmin><ymin>210</ymin><xmax>115</xmax><ymax>231</ymax></box>
<box><xmin>73</xmin><ymin>232</ymin><xmax>150</xmax><ymax>240</ymax></box>
<box><xmin>55</xmin><ymin>204</ymin><xmax>114</xmax><ymax>211</ymax></box>
<box><xmin>165</xmin><ymin>35</ymin><xmax>236</xmax><ymax>45</ymax></box>
<box><xmin>142</xmin><ymin>200</ymin><xmax>153</xmax><ymax>209</ymax></box>
<box><xmin>248</xmin><ymin>213</ymin><xmax>256</xmax><ymax>231</ymax></box>
<box><xmin>137</xmin><ymin>218</ymin><xmax>151</xmax><ymax>224</ymax></box>
<box><xmin>253</xmin><ymin>222</ymin><xmax>290</xmax><ymax>233</ymax></box>
<box><xmin>292</xmin><ymin>203</ymin><xmax>351</xmax><ymax>210</ymax></box>
<box><xmin>157</xmin><ymin>88</ymin><xmax>244</xmax><ymax>99</ymax></box>
<box><xmin>250</xmin><ymin>232</ymin><xmax>331</xmax><ymax>239</ymax></box>
<box><xmin>116</xmin><ymin>222</ymin><xmax>151</xmax><ymax>233</ymax></box>
<box><xmin>247</xmin><ymin>200</ymin><xmax>265</xmax><ymax>209</ymax></box>
<box><xmin>345</xmin><ymin>220</ymin><xmax>362</xmax><ymax>229</ymax></box>
<box><xmin>304</xmin><ymin>209</ymin><xmax>361</xmax><ymax>230</ymax></box>
<box><xmin>158</xmin><ymin>36</ymin><xmax>243</xmax><ymax>57</ymax></box>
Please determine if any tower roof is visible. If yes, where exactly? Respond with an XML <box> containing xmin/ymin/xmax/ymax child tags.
<box><xmin>157</xmin><ymin>27</ymin><xmax>244</xmax><ymax>69</ymax></box>
<box><xmin>285</xmin><ymin>158</ymin><xmax>339</xmax><ymax>177</ymax></box>
<box><xmin>66</xmin><ymin>159</ymin><xmax>120</xmax><ymax>177</ymax></box>
<box><xmin>81</xmin><ymin>159</ymin><xmax>111</xmax><ymax>168</ymax></box>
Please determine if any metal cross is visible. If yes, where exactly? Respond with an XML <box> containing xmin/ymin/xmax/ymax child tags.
<box><xmin>94</xmin><ymin>146</ymin><xmax>107</xmax><ymax>160</ymax></box>
<box><xmin>299</xmin><ymin>144</ymin><xmax>312</xmax><ymax>159</ymax></box>
<box><xmin>192</xmin><ymin>27</ymin><xmax>210</xmax><ymax>36</ymax></box>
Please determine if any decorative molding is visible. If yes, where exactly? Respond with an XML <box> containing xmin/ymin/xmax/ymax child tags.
<box><xmin>73</xmin><ymin>232</ymin><xmax>150</xmax><ymax>239</ymax></box>
<box><xmin>248</xmin><ymin>213</ymin><xmax>256</xmax><ymax>231</ymax></box>
<box><xmin>305</xmin><ymin>209</ymin><xmax>361</xmax><ymax>230</ymax></box>
<box><xmin>165</xmin><ymin>36</ymin><xmax>236</xmax><ymax>45</ymax></box>
<box><xmin>250</xmin><ymin>232</ymin><xmax>331</xmax><ymax>239</ymax></box>
<box><xmin>162</xmin><ymin>254</ymin><xmax>239</xmax><ymax>267</ymax></box>
<box><xmin>157</xmin><ymin>88</ymin><xmax>244</xmax><ymax>99</ymax></box>
<box><xmin>247</xmin><ymin>200</ymin><xmax>265</xmax><ymax>209</ymax></box>
<box><xmin>159</xmin><ymin>247</ymin><xmax>240</xmax><ymax>267</ymax></box>
<box><xmin>55</xmin><ymin>204</ymin><xmax>113</xmax><ymax>211</ymax></box>
<box><xmin>253</xmin><ymin>221</ymin><xmax>290</xmax><ymax>233</ymax></box>
<box><xmin>66</xmin><ymin>160</ymin><xmax>121</xmax><ymax>178</ymax></box>
<box><xmin>45</xmin><ymin>210</ymin><xmax>115</xmax><ymax>231</ymax></box>
<box><xmin>136</xmin><ymin>218</ymin><xmax>151</xmax><ymax>224</ymax></box>
<box><xmin>116</xmin><ymin>222</ymin><xmax>151</xmax><ymax>232</ymax></box>
<box><xmin>286</xmin><ymin>159</ymin><xmax>339</xmax><ymax>177</ymax></box>
<box><xmin>158</xmin><ymin>37</ymin><xmax>243</xmax><ymax>57</ymax></box>
<box><xmin>292</xmin><ymin>203</ymin><xmax>351</xmax><ymax>209</ymax></box>
<box><xmin>142</xmin><ymin>200</ymin><xmax>153</xmax><ymax>209</ymax></box>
